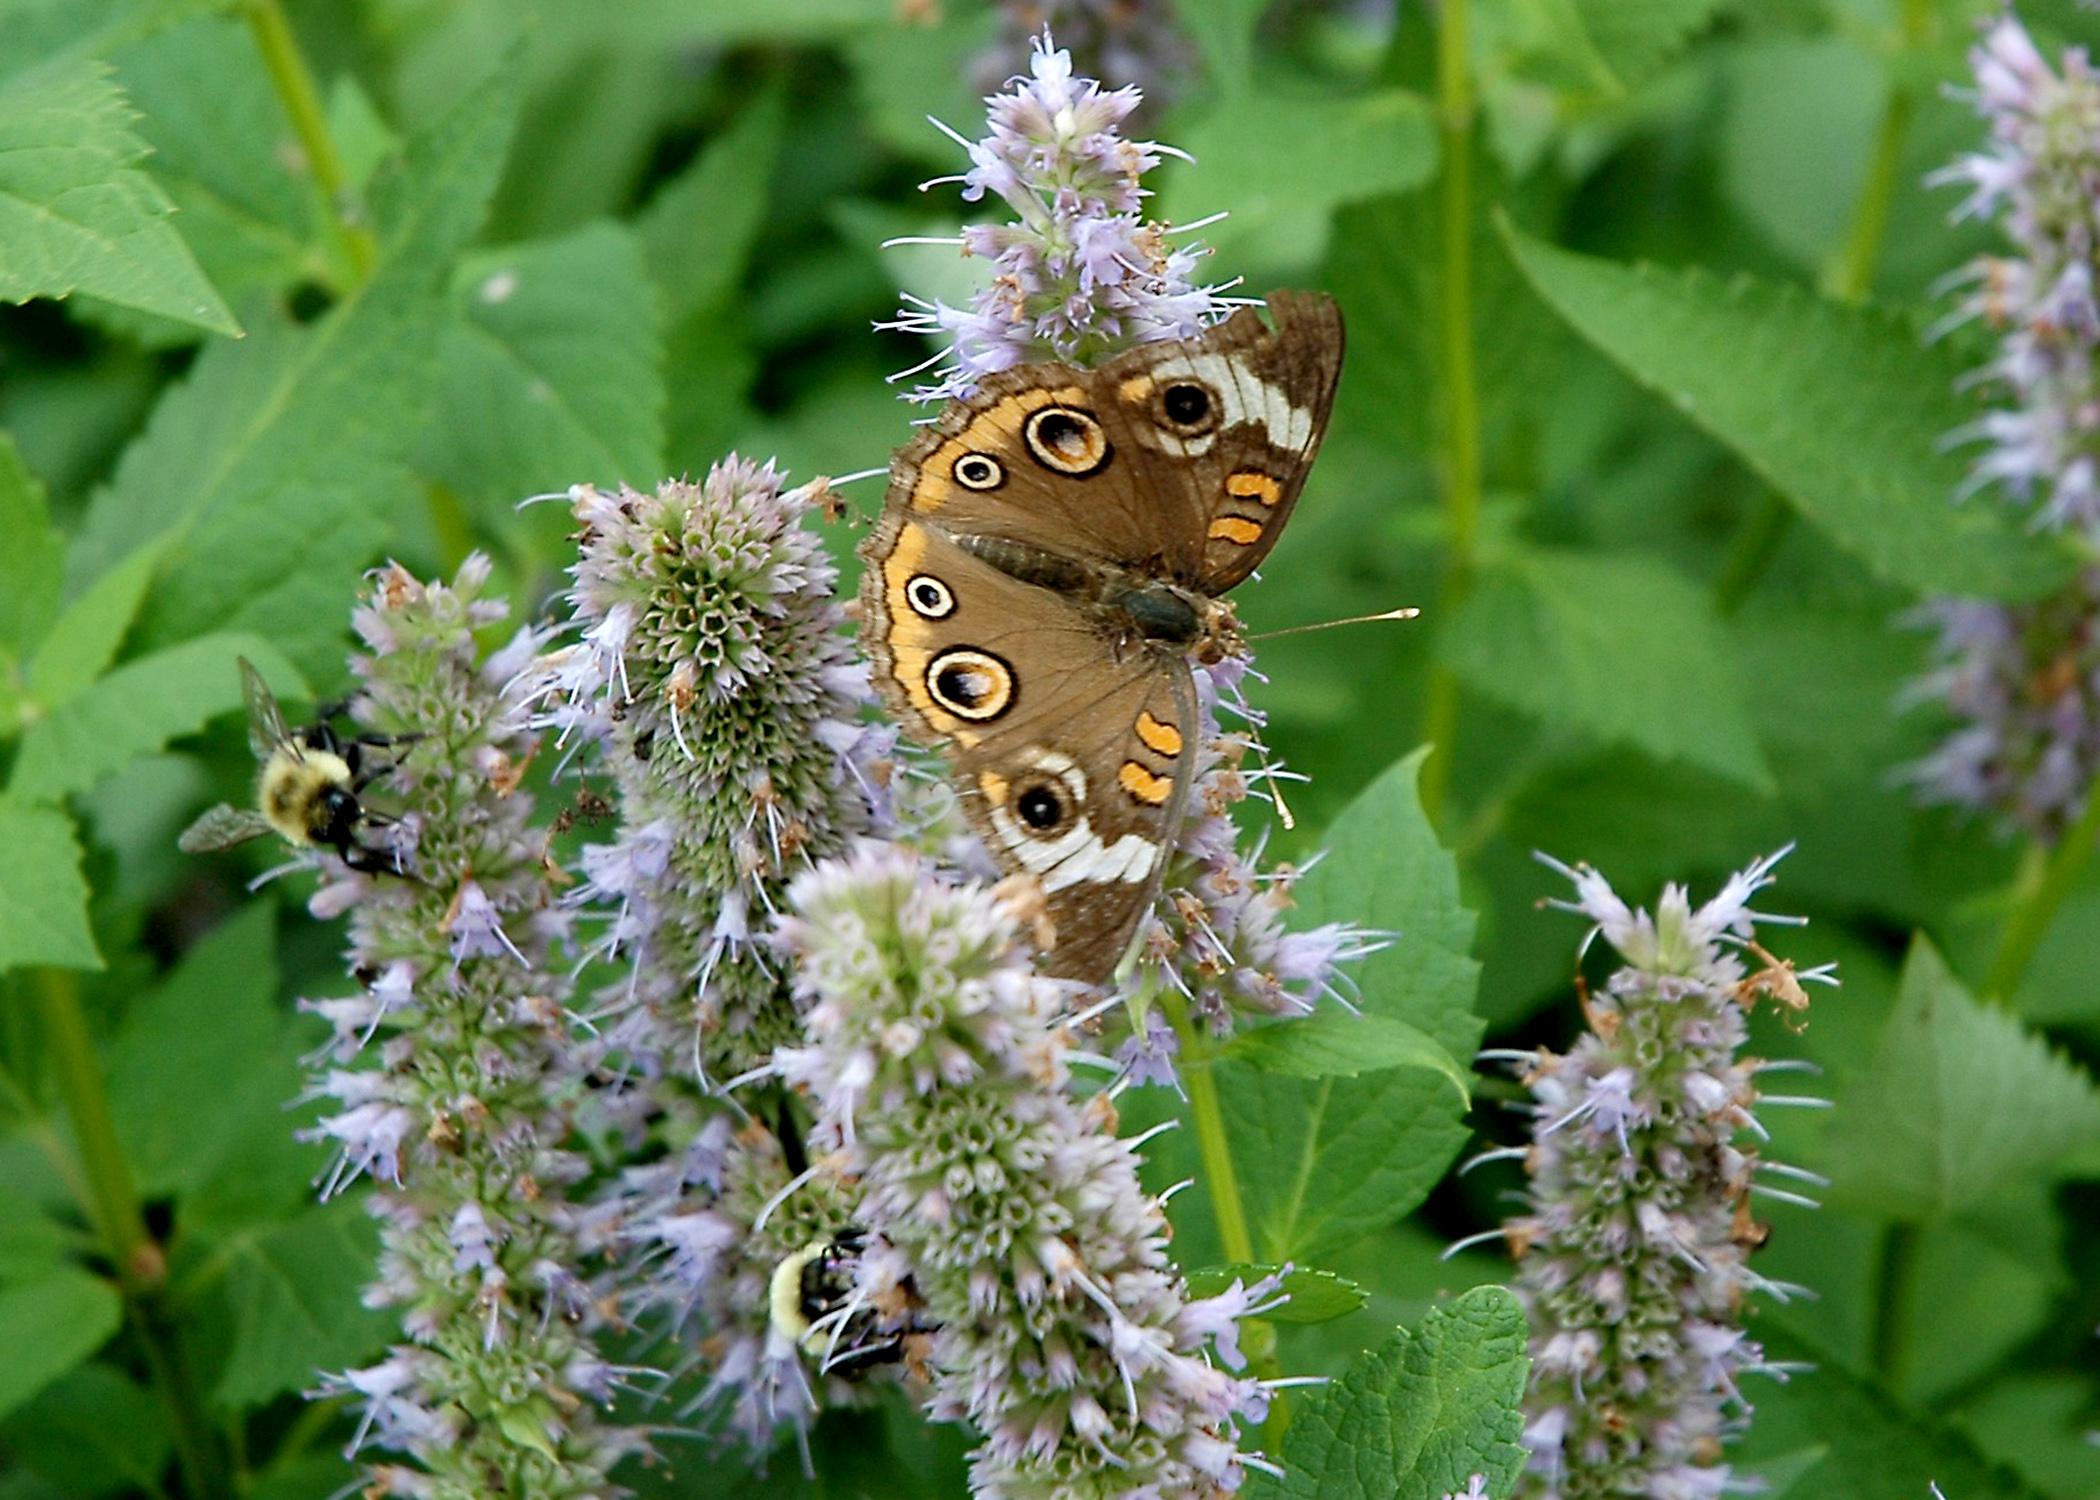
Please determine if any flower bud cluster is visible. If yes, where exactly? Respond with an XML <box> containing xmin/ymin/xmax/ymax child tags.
<box><xmin>774</xmin><ymin>842</ymin><xmax>1278</xmax><ymax>1498</ymax></box>
<box><xmin>301</xmin><ymin>559</ymin><xmax>637</xmax><ymax>1499</ymax></box>
<box><xmin>1502</xmin><ymin>851</ymin><xmax>1829</xmax><ymax>1500</ymax></box>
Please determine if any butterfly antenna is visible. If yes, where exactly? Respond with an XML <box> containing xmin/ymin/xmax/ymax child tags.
<box><xmin>1250</xmin><ymin>605</ymin><xmax>1421</xmax><ymax>642</ymax></box>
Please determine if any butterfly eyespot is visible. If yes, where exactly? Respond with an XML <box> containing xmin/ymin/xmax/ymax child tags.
<box><xmin>1160</xmin><ymin>381</ymin><xmax>1215</xmax><ymax>431</ymax></box>
<box><xmin>953</xmin><ymin>453</ymin><xmax>1005</xmax><ymax>490</ymax></box>
<box><xmin>1017</xmin><ymin>785</ymin><xmax>1064</xmax><ymax>830</ymax></box>
<box><xmin>925</xmin><ymin>647</ymin><xmax>1015</xmax><ymax>722</ymax></box>
<box><xmin>1023</xmin><ymin>406</ymin><xmax>1111</xmax><ymax>476</ymax></box>
<box><xmin>905</xmin><ymin>574</ymin><xmax>955</xmax><ymax>619</ymax></box>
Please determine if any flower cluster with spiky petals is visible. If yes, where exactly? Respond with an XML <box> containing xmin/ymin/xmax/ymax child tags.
<box><xmin>883</xmin><ymin>29</ymin><xmax>1230</xmax><ymax>400</ymax></box>
<box><xmin>1496</xmin><ymin>850</ymin><xmax>1832</xmax><ymax>1500</ymax></box>
<box><xmin>300</xmin><ymin>558</ymin><xmax>639</xmax><ymax>1499</ymax></box>
<box><xmin>973</xmin><ymin>1</ymin><xmax>1194</xmax><ymax>122</ymax></box>
<box><xmin>1909</xmin><ymin>14</ymin><xmax>2100</xmax><ymax>840</ymax></box>
<box><xmin>773</xmin><ymin>842</ymin><xmax>1282</xmax><ymax>1498</ymax></box>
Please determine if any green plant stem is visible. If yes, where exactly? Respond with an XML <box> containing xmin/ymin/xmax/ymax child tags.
<box><xmin>1717</xmin><ymin>0</ymin><xmax>1930</xmax><ymax>614</ymax></box>
<box><xmin>1870</xmin><ymin>1220</ymin><xmax>1921</xmax><ymax>1392</ymax></box>
<box><xmin>1418</xmin><ymin>0</ymin><xmax>1482</xmax><ymax>829</ymax></box>
<box><xmin>244</xmin><ymin>0</ymin><xmax>377</xmax><ymax>282</ymax></box>
<box><xmin>34</xmin><ymin>969</ymin><xmax>220</xmax><ymax>1499</ymax></box>
<box><xmin>1984</xmin><ymin>775</ymin><xmax>2100</xmax><ymax>1003</ymax></box>
<box><xmin>1158</xmin><ymin>986</ymin><xmax>1255</xmax><ymax>1265</ymax></box>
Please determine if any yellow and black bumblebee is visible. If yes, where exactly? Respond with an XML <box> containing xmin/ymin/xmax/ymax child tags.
<box><xmin>769</xmin><ymin>1229</ymin><xmax>925</xmax><ymax>1378</ymax></box>
<box><xmin>178</xmin><ymin>658</ymin><xmax>414</xmax><ymax>876</ymax></box>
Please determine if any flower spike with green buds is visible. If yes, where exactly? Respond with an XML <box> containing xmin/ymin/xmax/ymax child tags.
<box><xmin>299</xmin><ymin>558</ymin><xmax>638</xmax><ymax>1500</ymax></box>
<box><xmin>774</xmin><ymin>842</ymin><xmax>1279</xmax><ymax>1497</ymax></box>
<box><xmin>1496</xmin><ymin>849</ymin><xmax>1832</xmax><ymax>1500</ymax></box>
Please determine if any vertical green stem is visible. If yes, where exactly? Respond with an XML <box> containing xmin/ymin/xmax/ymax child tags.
<box><xmin>1159</xmin><ymin>987</ymin><xmax>1255</xmax><ymax>1264</ymax></box>
<box><xmin>1418</xmin><ymin>0</ymin><xmax>1482</xmax><ymax>828</ymax></box>
<box><xmin>1717</xmin><ymin>0</ymin><xmax>1931</xmax><ymax>613</ymax></box>
<box><xmin>1984</xmin><ymin>776</ymin><xmax>2100</xmax><ymax>1003</ymax></box>
<box><xmin>244</xmin><ymin>0</ymin><xmax>378</xmax><ymax>282</ymax></box>
<box><xmin>1870</xmin><ymin>1221</ymin><xmax>1921</xmax><ymax>1393</ymax></box>
<box><xmin>34</xmin><ymin>970</ymin><xmax>220</xmax><ymax>1498</ymax></box>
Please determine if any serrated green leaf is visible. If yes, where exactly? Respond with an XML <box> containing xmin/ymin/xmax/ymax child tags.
<box><xmin>68</xmin><ymin>69</ymin><xmax>520</xmax><ymax>674</ymax></box>
<box><xmin>1215</xmin><ymin>751</ymin><xmax>1479</xmax><ymax>1261</ymax></box>
<box><xmin>0</xmin><ymin>57</ymin><xmax>237</xmax><ymax>333</ymax></box>
<box><xmin>9</xmin><ymin>633</ymin><xmax>301</xmax><ymax>804</ymax></box>
<box><xmin>421</xmin><ymin>221</ymin><xmax>664</xmax><ymax>515</ymax></box>
<box><xmin>1222</xmin><ymin>1015</ymin><xmax>1469</xmax><ymax>1101</ymax></box>
<box><xmin>1502</xmin><ymin>226</ymin><xmax>2076</xmax><ymax>600</ymax></box>
<box><xmin>1184</xmin><ymin>1265</ymin><xmax>1368</xmax><ymax>1325</ymax></box>
<box><xmin>204</xmin><ymin>1200</ymin><xmax>394</xmax><ymax>1408</ymax></box>
<box><xmin>0</xmin><ymin>803</ymin><xmax>100</xmax><ymax>973</ymax></box>
<box><xmin>638</xmin><ymin>86</ymin><xmax>784</xmax><ymax>324</ymax></box>
<box><xmin>1443</xmin><ymin>544</ymin><xmax>1775</xmax><ymax>790</ymax></box>
<box><xmin>0</xmin><ymin>434</ymin><xmax>62</xmax><ymax>667</ymax></box>
<box><xmin>1823</xmin><ymin>937</ymin><xmax>2100</xmax><ymax>1222</ymax></box>
<box><xmin>0</xmin><ymin>1364</ymin><xmax>170</xmax><ymax>1499</ymax></box>
<box><xmin>0</xmin><ymin>1271</ymin><xmax>122</xmax><ymax>1422</ymax></box>
<box><xmin>1743</xmin><ymin>1325</ymin><xmax>2050</xmax><ymax>1500</ymax></box>
<box><xmin>1274</xmin><ymin>1287</ymin><xmax>1530</xmax><ymax>1500</ymax></box>
<box><xmin>28</xmin><ymin>537</ymin><xmax>162</xmax><ymax>709</ymax></box>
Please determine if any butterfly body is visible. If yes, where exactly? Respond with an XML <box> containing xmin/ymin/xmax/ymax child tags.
<box><xmin>861</xmin><ymin>292</ymin><xmax>1344</xmax><ymax>983</ymax></box>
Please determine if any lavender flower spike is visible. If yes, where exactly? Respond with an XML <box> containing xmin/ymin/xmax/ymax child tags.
<box><xmin>1936</xmin><ymin>12</ymin><xmax>2100</xmax><ymax>535</ymax></box>
<box><xmin>883</xmin><ymin>28</ymin><xmax>1230</xmax><ymax>400</ymax></box>
<box><xmin>775</xmin><ymin>842</ymin><xmax>1275</xmax><ymax>1497</ymax></box>
<box><xmin>300</xmin><ymin>559</ymin><xmax>637</xmax><ymax>1498</ymax></box>
<box><xmin>1505</xmin><ymin>850</ymin><xmax>1833</xmax><ymax>1500</ymax></box>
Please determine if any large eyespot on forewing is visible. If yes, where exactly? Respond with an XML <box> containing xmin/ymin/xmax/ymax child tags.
<box><xmin>1022</xmin><ymin>406</ymin><xmax>1112</xmax><ymax>476</ymax></box>
<box><xmin>924</xmin><ymin>647</ymin><xmax>1015</xmax><ymax>722</ymax></box>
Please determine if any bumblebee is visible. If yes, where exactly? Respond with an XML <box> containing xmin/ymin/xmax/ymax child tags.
<box><xmin>767</xmin><ymin>1230</ymin><xmax>908</xmax><ymax>1378</ymax></box>
<box><xmin>178</xmin><ymin>658</ymin><xmax>412</xmax><ymax>876</ymax></box>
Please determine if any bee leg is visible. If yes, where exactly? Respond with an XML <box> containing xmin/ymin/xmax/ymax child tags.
<box><xmin>338</xmin><ymin>837</ymin><xmax>421</xmax><ymax>882</ymax></box>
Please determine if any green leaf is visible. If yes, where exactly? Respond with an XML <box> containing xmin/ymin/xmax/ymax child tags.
<box><xmin>1823</xmin><ymin>937</ymin><xmax>2100</xmax><ymax>1222</ymax></box>
<box><xmin>70</xmin><ymin>68</ymin><xmax>519</xmax><ymax>673</ymax></box>
<box><xmin>420</xmin><ymin>220</ymin><xmax>664</xmax><ymax>515</ymax></box>
<box><xmin>0</xmin><ymin>1364</ymin><xmax>170</xmax><ymax>1499</ymax></box>
<box><xmin>28</xmin><ymin>537</ymin><xmax>163</xmax><ymax>712</ymax></box>
<box><xmin>637</xmin><ymin>86</ymin><xmax>785</xmax><ymax>324</ymax></box>
<box><xmin>0</xmin><ymin>1188</ymin><xmax>76</xmax><ymax>1279</ymax></box>
<box><xmin>1501</xmin><ymin>226</ymin><xmax>2076</xmax><ymax>601</ymax></box>
<box><xmin>1161</xmin><ymin>87</ymin><xmax>1437</xmax><ymax>265</ymax></box>
<box><xmin>106</xmin><ymin>901</ymin><xmax>294</xmax><ymax>1200</ymax></box>
<box><xmin>1184</xmin><ymin>1265</ymin><xmax>1367</xmax><ymax>1325</ymax></box>
<box><xmin>9</xmin><ymin>632</ymin><xmax>301</xmax><ymax>804</ymax></box>
<box><xmin>0</xmin><ymin>1270</ymin><xmax>122</xmax><ymax>1422</ymax></box>
<box><xmin>1275</xmin><ymin>1287</ymin><xmax>1530</xmax><ymax>1500</ymax></box>
<box><xmin>1573</xmin><ymin>0</ymin><xmax>1725</xmax><ymax>91</ymax></box>
<box><xmin>1216</xmin><ymin>751</ymin><xmax>1479</xmax><ymax>1261</ymax></box>
<box><xmin>1744</xmin><ymin>1326</ymin><xmax>2050</xmax><ymax>1500</ymax></box>
<box><xmin>0</xmin><ymin>803</ymin><xmax>100</xmax><ymax>973</ymax></box>
<box><xmin>1171</xmin><ymin>0</ymin><xmax>1270</xmax><ymax>93</ymax></box>
<box><xmin>0</xmin><ymin>434</ymin><xmax>62</xmax><ymax>665</ymax></box>
<box><xmin>0</xmin><ymin>57</ymin><xmax>237</xmax><ymax>334</ymax></box>
<box><xmin>205</xmin><ymin>1200</ymin><xmax>395</xmax><ymax>1408</ymax></box>
<box><xmin>1222</xmin><ymin>1015</ymin><xmax>1470</xmax><ymax>1101</ymax></box>
<box><xmin>1442</xmin><ymin>544</ymin><xmax>1775</xmax><ymax>790</ymax></box>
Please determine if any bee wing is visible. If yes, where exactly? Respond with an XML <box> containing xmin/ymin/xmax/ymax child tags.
<box><xmin>178</xmin><ymin>804</ymin><xmax>274</xmax><ymax>853</ymax></box>
<box><xmin>239</xmin><ymin>657</ymin><xmax>292</xmax><ymax>761</ymax></box>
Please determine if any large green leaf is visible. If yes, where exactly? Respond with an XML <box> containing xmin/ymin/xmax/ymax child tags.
<box><xmin>25</xmin><ymin>539</ymin><xmax>162</xmax><ymax>710</ymax></box>
<box><xmin>420</xmin><ymin>220</ymin><xmax>663</xmax><ymax>516</ymax></box>
<box><xmin>1442</xmin><ymin>544</ymin><xmax>1775</xmax><ymax>790</ymax></box>
<box><xmin>7</xmin><ymin>632</ymin><xmax>300</xmax><ymax>804</ymax></box>
<box><xmin>0</xmin><ymin>435</ymin><xmax>62</xmax><ymax>670</ymax></box>
<box><xmin>1823</xmin><ymin>937</ymin><xmax>2100</xmax><ymax>1222</ymax></box>
<box><xmin>0</xmin><ymin>1271</ymin><xmax>122</xmax><ymax>1422</ymax></box>
<box><xmin>202</xmin><ymin>1200</ymin><xmax>394</xmax><ymax>1409</ymax></box>
<box><xmin>1218</xmin><ymin>751</ymin><xmax>1480</xmax><ymax>1260</ymax></box>
<box><xmin>1502</xmin><ymin>227</ymin><xmax>2075</xmax><ymax>601</ymax></box>
<box><xmin>0</xmin><ymin>56</ymin><xmax>236</xmax><ymax>334</ymax></box>
<box><xmin>1222</xmin><ymin>1014</ymin><xmax>1469</xmax><ymax>1100</ymax></box>
<box><xmin>70</xmin><ymin>67</ymin><xmax>520</xmax><ymax>673</ymax></box>
<box><xmin>0</xmin><ymin>1364</ymin><xmax>169</xmax><ymax>1499</ymax></box>
<box><xmin>1274</xmin><ymin>1287</ymin><xmax>1530</xmax><ymax>1500</ymax></box>
<box><xmin>1184</xmin><ymin>1265</ymin><xmax>1368</xmax><ymax>1325</ymax></box>
<box><xmin>0</xmin><ymin>803</ymin><xmax>100</xmax><ymax>973</ymax></box>
<box><xmin>637</xmin><ymin>86</ymin><xmax>784</xmax><ymax>325</ymax></box>
<box><xmin>1574</xmin><ymin>0</ymin><xmax>1725</xmax><ymax>91</ymax></box>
